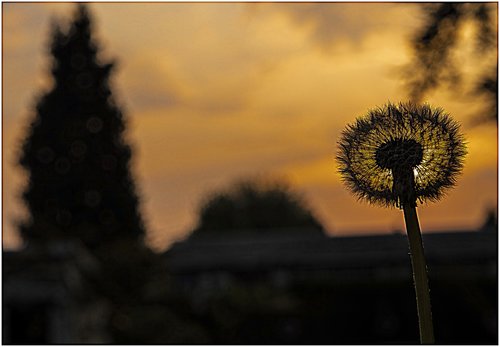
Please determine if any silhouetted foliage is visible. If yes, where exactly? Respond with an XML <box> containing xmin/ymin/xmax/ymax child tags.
<box><xmin>404</xmin><ymin>3</ymin><xmax>497</xmax><ymax>123</ymax></box>
<box><xmin>193</xmin><ymin>178</ymin><xmax>323</xmax><ymax>233</ymax></box>
<box><xmin>480</xmin><ymin>208</ymin><xmax>498</xmax><ymax>232</ymax></box>
<box><xmin>17</xmin><ymin>5</ymin><xmax>170</xmax><ymax>343</ymax></box>
<box><xmin>19</xmin><ymin>4</ymin><xmax>146</xmax><ymax>249</ymax></box>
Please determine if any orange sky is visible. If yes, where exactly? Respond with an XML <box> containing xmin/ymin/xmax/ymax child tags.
<box><xmin>3</xmin><ymin>3</ymin><xmax>498</xmax><ymax>251</ymax></box>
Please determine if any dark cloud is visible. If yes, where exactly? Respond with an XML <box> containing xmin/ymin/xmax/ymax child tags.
<box><xmin>121</xmin><ymin>58</ymin><xmax>185</xmax><ymax>112</ymax></box>
<box><xmin>128</xmin><ymin>83</ymin><xmax>181</xmax><ymax>112</ymax></box>
<box><xmin>251</xmin><ymin>3</ymin><xmax>418</xmax><ymax>52</ymax></box>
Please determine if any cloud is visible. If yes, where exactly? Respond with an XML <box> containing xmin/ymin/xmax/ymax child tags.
<box><xmin>251</xmin><ymin>3</ymin><xmax>420</xmax><ymax>53</ymax></box>
<box><xmin>90</xmin><ymin>3</ymin><xmax>291</xmax><ymax>118</ymax></box>
<box><xmin>119</xmin><ymin>57</ymin><xmax>185</xmax><ymax>113</ymax></box>
<box><xmin>3</xmin><ymin>3</ymin><xmax>497</xmax><ymax>252</ymax></box>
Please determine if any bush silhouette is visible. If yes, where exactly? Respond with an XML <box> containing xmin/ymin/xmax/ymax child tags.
<box><xmin>193</xmin><ymin>178</ymin><xmax>323</xmax><ymax>233</ymax></box>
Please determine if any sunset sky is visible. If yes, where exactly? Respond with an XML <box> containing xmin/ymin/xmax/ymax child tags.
<box><xmin>3</xmin><ymin>2</ymin><xmax>497</xmax><ymax>251</ymax></box>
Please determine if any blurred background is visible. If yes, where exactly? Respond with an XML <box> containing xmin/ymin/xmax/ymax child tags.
<box><xmin>2</xmin><ymin>2</ymin><xmax>497</xmax><ymax>344</ymax></box>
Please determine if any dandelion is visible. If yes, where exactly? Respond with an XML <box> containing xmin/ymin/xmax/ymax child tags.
<box><xmin>337</xmin><ymin>101</ymin><xmax>467</xmax><ymax>344</ymax></box>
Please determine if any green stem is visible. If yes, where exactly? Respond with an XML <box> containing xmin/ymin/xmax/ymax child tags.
<box><xmin>403</xmin><ymin>203</ymin><xmax>435</xmax><ymax>344</ymax></box>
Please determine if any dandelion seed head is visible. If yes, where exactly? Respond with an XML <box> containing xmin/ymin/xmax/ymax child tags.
<box><xmin>337</xmin><ymin>102</ymin><xmax>467</xmax><ymax>208</ymax></box>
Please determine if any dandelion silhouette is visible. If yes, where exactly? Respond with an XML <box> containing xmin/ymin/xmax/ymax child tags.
<box><xmin>337</xmin><ymin>102</ymin><xmax>466</xmax><ymax>344</ymax></box>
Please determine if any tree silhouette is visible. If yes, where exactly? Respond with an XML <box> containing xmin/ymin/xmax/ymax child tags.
<box><xmin>404</xmin><ymin>3</ymin><xmax>497</xmax><ymax>124</ymax></box>
<box><xmin>193</xmin><ymin>178</ymin><xmax>323</xmax><ymax>234</ymax></box>
<box><xmin>17</xmin><ymin>6</ymin><xmax>170</xmax><ymax>343</ymax></box>
<box><xmin>19</xmin><ymin>4</ymin><xmax>146</xmax><ymax>249</ymax></box>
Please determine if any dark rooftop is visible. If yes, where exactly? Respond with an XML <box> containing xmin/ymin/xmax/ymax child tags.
<box><xmin>165</xmin><ymin>229</ymin><xmax>497</xmax><ymax>278</ymax></box>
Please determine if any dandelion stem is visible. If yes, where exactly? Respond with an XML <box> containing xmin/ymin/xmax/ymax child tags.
<box><xmin>403</xmin><ymin>203</ymin><xmax>435</xmax><ymax>344</ymax></box>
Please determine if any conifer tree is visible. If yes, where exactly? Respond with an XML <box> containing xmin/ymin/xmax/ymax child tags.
<box><xmin>18</xmin><ymin>6</ymin><xmax>172</xmax><ymax>343</ymax></box>
<box><xmin>19</xmin><ymin>4</ymin><xmax>146</xmax><ymax>250</ymax></box>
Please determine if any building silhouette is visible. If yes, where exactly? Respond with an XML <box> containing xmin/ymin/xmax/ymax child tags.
<box><xmin>164</xmin><ymin>227</ymin><xmax>497</xmax><ymax>344</ymax></box>
<box><xmin>4</xmin><ymin>226</ymin><xmax>497</xmax><ymax>344</ymax></box>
